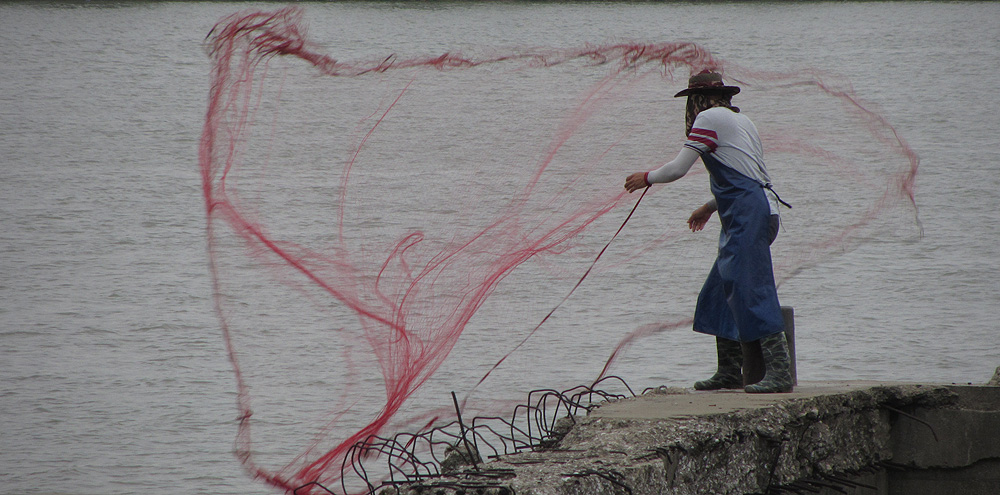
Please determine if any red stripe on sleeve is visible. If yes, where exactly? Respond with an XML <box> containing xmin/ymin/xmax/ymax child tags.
<box><xmin>687</xmin><ymin>134</ymin><xmax>718</xmax><ymax>152</ymax></box>
<box><xmin>689</xmin><ymin>127</ymin><xmax>718</xmax><ymax>139</ymax></box>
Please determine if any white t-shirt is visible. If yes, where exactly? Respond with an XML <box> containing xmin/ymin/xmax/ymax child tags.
<box><xmin>684</xmin><ymin>107</ymin><xmax>779</xmax><ymax>214</ymax></box>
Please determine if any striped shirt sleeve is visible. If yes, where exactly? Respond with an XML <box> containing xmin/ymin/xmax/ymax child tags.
<box><xmin>684</xmin><ymin>127</ymin><xmax>719</xmax><ymax>155</ymax></box>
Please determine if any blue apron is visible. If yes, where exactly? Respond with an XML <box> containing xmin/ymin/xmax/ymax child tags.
<box><xmin>693</xmin><ymin>154</ymin><xmax>784</xmax><ymax>342</ymax></box>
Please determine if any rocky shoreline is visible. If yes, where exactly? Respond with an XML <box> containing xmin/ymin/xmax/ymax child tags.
<box><xmin>381</xmin><ymin>376</ymin><xmax>1000</xmax><ymax>495</ymax></box>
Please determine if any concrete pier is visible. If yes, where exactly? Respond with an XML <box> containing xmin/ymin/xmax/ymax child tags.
<box><xmin>384</xmin><ymin>380</ymin><xmax>1000</xmax><ymax>495</ymax></box>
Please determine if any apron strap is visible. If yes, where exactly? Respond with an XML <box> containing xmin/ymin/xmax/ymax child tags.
<box><xmin>763</xmin><ymin>183</ymin><xmax>792</xmax><ymax>209</ymax></box>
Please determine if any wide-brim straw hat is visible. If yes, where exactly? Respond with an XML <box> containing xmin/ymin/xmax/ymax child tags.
<box><xmin>673</xmin><ymin>70</ymin><xmax>741</xmax><ymax>97</ymax></box>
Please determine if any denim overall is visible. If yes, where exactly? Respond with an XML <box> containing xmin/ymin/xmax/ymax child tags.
<box><xmin>693</xmin><ymin>154</ymin><xmax>785</xmax><ymax>342</ymax></box>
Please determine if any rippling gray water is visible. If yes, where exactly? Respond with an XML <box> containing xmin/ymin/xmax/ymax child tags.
<box><xmin>2</xmin><ymin>2</ymin><xmax>998</xmax><ymax>494</ymax></box>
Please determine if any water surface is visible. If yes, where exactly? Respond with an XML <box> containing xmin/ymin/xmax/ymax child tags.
<box><xmin>1</xmin><ymin>2</ymin><xmax>998</xmax><ymax>494</ymax></box>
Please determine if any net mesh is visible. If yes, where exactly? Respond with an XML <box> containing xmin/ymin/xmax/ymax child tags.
<box><xmin>199</xmin><ymin>7</ymin><xmax>919</xmax><ymax>493</ymax></box>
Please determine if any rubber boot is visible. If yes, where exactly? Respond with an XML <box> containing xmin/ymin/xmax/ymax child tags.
<box><xmin>741</xmin><ymin>340</ymin><xmax>765</xmax><ymax>386</ymax></box>
<box><xmin>744</xmin><ymin>332</ymin><xmax>793</xmax><ymax>393</ymax></box>
<box><xmin>694</xmin><ymin>337</ymin><xmax>743</xmax><ymax>390</ymax></box>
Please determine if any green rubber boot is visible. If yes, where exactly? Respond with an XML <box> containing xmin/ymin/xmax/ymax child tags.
<box><xmin>694</xmin><ymin>337</ymin><xmax>744</xmax><ymax>390</ymax></box>
<box><xmin>744</xmin><ymin>332</ymin><xmax>793</xmax><ymax>394</ymax></box>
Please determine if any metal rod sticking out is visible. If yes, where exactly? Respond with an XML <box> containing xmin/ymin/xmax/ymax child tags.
<box><xmin>451</xmin><ymin>391</ymin><xmax>480</xmax><ymax>471</ymax></box>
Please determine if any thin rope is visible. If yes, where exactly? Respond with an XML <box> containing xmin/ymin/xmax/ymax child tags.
<box><xmin>472</xmin><ymin>187</ymin><xmax>651</xmax><ymax>391</ymax></box>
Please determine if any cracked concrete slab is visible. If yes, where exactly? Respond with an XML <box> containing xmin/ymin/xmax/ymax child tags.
<box><xmin>383</xmin><ymin>381</ymin><xmax>1000</xmax><ymax>495</ymax></box>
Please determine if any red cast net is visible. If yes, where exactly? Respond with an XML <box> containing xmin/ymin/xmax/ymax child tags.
<box><xmin>199</xmin><ymin>7</ymin><xmax>919</xmax><ymax>493</ymax></box>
